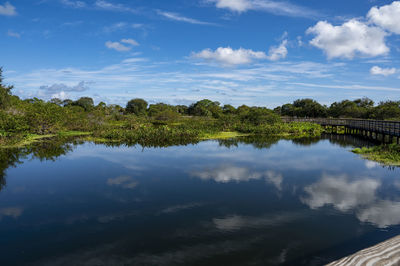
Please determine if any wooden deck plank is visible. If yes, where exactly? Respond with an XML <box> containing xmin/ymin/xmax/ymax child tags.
<box><xmin>326</xmin><ymin>235</ymin><xmax>400</xmax><ymax>266</ymax></box>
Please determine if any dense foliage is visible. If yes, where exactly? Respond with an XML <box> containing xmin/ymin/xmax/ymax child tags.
<box><xmin>274</xmin><ymin>98</ymin><xmax>400</xmax><ymax>120</ymax></box>
<box><xmin>353</xmin><ymin>144</ymin><xmax>400</xmax><ymax>166</ymax></box>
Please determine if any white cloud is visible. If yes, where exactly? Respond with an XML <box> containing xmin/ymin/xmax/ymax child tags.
<box><xmin>94</xmin><ymin>0</ymin><xmax>137</xmax><ymax>13</ymax></box>
<box><xmin>60</xmin><ymin>0</ymin><xmax>86</xmax><ymax>8</ymax></box>
<box><xmin>105</xmin><ymin>38</ymin><xmax>139</xmax><ymax>52</ymax></box>
<box><xmin>121</xmin><ymin>38</ymin><xmax>139</xmax><ymax>46</ymax></box>
<box><xmin>39</xmin><ymin>81</ymin><xmax>90</xmax><ymax>92</ymax></box>
<box><xmin>370</xmin><ymin>66</ymin><xmax>396</xmax><ymax>76</ymax></box>
<box><xmin>368</xmin><ymin>1</ymin><xmax>400</xmax><ymax>34</ymax></box>
<box><xmin>267</xmin><ymin>39</ymin><xmax>288</xmax><ymax>61</ymax></box>
<box><xmin>302</xmin><ymin>174</ymin><xmax>380</xmax><ymax>211</ymax></box>
<box><xmin>208</xmin><ymin>0</ymin><xmax>318</xmax><ymax>18</ymax></box>
<box><xmin>0</xmin><ymin>2</ymin><xmax>16</xmax><ymax>16</ymax></box>
<box><xmin>51</xmin><ymin>91</ymin><xmax>68</xmax><ymax>100</ymax></box>
<box><xmin>7</xmin><ymin>30</ymin><xmax>20</xmax><ymax>38</ymax></box>
<box><xmin>105</xmin><ymin>41</ymin><xmax>129</xmax><ymax>52</ymax></box>
<box><xmin>307</xmin><ymin>19</ymin><xmax>389</xmax><ymax>59</ymax></box>
<box><xmin>157</xmin><ymin>10</ymin><xmax>215</xmax><ymax>25</ymax></box>
<box><xmin>103</xmin><ymin>22</ymin><xmax>144</xmax><ymax>33</ymax></box>
<box><xmin>291</xmin><ymin>82</ymin><xmax>400</xmax><ymax>92</ymax></box>
<box><xmin>192</xmin><ymin>47</ymin><xmax>267</xmax><ymax>66</ymax></box>
<box><xmin>212</xmin><ymin>0</ymin><xmax>251</xmax><ymax>13</ymax></box>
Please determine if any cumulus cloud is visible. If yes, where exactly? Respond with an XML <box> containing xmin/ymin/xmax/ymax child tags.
<box><xmin>39</xmin><ymin>81</ymin><xmax>90</xmax><ymax>92</ymax></box>
<box><xmin>208</xmin><ymin>0</ymin><xmax>318</xmax><ymax>18</ymax></box>
<box><xmin>192</xmin><ymin>47</ymin><xmax>267</xmax><ymax>66</ymax></box>
<box><xmin>211</xmin><ymin>0</ymin><xmax>251</xmax><ymax>13</ymax></box>
<box><xmin>105</xmin><ymin>38</ymin><xmax>139</xmax><ymax>52</ymax></box>
<box><xmin>368</xmin><ymin>1</ymin><xmax>400</xmax><ymax>34</ymax></box>
<box><xmin>267</xmin><ymin>39</ymin><xmax>288</xmax><ymax>61</ymax></box>
<box><xmin>107</xmin><ymin>175</ymin><xmax>138</xmax><ymax>189</ymax></box>
<box><xmin>370</xmin><ymin>66</ymin><xmax>396</xmax><ymax>76</ymax></box>
<box><xmin>301</xmin><ymin>174</ymin><xmax>380</xmax><ymax>211</ymax></box>
<box><xmin>51</xmin><ymin>91</ymin><xmax>68</xmax><ymax>100</ymax></box>
<box><xmin>307</xmin><ymin>19</ymin><xmax>389</xmax><ymax>59</ymax></box>
<box><xmin>0</xmin><ymin>1</ymin><xmax>16</xmax><ymax>16</ymax></box>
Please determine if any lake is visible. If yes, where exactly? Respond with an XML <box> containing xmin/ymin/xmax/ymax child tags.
<box><xmin>0</xmin><ymin>135</ymin><xmax>399</xmax><ymax>265</ymax></box>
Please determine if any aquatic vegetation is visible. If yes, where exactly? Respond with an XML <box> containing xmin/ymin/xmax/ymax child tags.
<box><xmin>353</xmin><ymin>144</ymin><xmax>400</xmax><ymax>166</ymax></box>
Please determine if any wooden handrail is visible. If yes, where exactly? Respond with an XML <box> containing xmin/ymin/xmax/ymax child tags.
<box><xmin>282</xmin><ymin>117</ymin><xmax>400</xmax><ymax>137</ymax></box>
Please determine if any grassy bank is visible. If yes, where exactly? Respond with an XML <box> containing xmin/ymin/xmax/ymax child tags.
<box><xmin>352</xmin><ymin>144</ymin><xmax>400</xmax><ymax>166</ymax></box>
<box><xmin>0</xmin><ymin>116</ymin><xmax>325</xmax><ymax>148</ymax></box>
<box><xmin>0</xmin><ymin>131</ymin><xmax>91</xmax><ymax>148</ymax></box>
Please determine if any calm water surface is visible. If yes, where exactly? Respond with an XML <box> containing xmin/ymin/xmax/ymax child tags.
<box><xmin>0</xmin><ymin>135</ymin><xmax>400</xmax><ymax>265</ymax></box>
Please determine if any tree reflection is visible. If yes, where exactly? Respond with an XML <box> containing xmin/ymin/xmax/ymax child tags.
<box><xmin>218</xmin><ymin>136</ymin><xmax>281</xmax><ymax>149</ymax></box>
<box><xmin>0</xmin><ymin>137</ymin><xmax>79</xmax><ymax>191</ymax></box>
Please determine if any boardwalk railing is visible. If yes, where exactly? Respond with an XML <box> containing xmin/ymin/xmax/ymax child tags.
<box><xmin>282</xmin><ymin>117</ymin><xmax>400</xmax><ymax>142</ymax></box>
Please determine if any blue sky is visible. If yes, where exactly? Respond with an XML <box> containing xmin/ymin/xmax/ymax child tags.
<box><xmin>1</xmin><ymin>0</ymin><xmax>400</xmax><ymax>107</ymax></box>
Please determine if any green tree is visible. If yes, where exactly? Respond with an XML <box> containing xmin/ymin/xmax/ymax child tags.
<box><xmin>25</xmin><ymin>101</ymin><xmax>65</xmax><ymax>134</ymax></box>
<box><xmin>126</xmin><ymin>98</ymin><xmax>148</xmax><ymax>115</ymax></box>
<box><xmin>328</xmin><ymin>100</ymin><xmax>367</xmax><ymax>118</ymax></box>
<box><xmin>188</xmin><ymin>99</ymin><xmax>221</xmax><ymax>118</ymax></box>
<box><xmin>50</xmin><ymin>98</ymin><xmax>63</xmax><ymax>106</ymax></box>
<box><xmin>176</xmin><ymin>105</ymin><xmax>189</xmax><ymax>115</ymax></box>
<box><xmin>0</xmin><ymin>67</ymin><xmax>13</xmax><ymax>109</ymax></box>
<box><xmin>292</xmin><ymin>99</ymin><xmax>327</xmax><ymax>118</ymax></box>
<box><xmin>240</xmin><ymin>107</ymin><xmax>281</xmax><ymax>125</ymax></box>
<box><xmin>72</xmin><ymin>97</ymin><xmax>94</xmax><ymax>111</ymax></box>
<box><xmin>374</xmin><ymin>101</ymin><xmax>400</xmax><ymax>120</ymax></box>
<box><xmin>280</xmin><ymin>104</ymin><xmax>295</xmax><ymax>116</ymax></box>
<box><xmin>222</xmin><ymin>104</ymin><xmax>236</xmax><ymax>114</ymax></box>
<box><xmin>62</xmin><ymin>99</ymin><xmax>73</xmax><ymax>107</ymax></box>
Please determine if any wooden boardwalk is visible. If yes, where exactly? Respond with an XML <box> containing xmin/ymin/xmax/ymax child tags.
<box><xmin>327</xmin><ymin>235</ymin><xmax>400</xmax><ymax>266</ymax></box>
<box><xmin>283</xmin><ymin>117</ymin><xmax>400</xmax><ymax>143</ymax></box>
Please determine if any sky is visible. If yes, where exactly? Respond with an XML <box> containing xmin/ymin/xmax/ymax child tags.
<box><xmin>1</xmin><ymin>0</ymin><xmax>400</xmax><ymax>107</ymax></box>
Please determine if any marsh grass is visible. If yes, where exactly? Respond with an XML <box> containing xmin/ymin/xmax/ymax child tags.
<box><xmin>353</xmin><ymin>144</ymin><xmax>400</xmax><ymax>166</ymax></box>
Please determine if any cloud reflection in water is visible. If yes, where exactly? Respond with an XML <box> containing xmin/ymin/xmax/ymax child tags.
<box><xmin>302</xmin><ymin>174</ymin><xmax>400</xmax><ymax>228</ymax></box>
<box><xmin>107</xmin><ymin>175</ymin><xmax>138</xmax><ymax>189</ymax></box>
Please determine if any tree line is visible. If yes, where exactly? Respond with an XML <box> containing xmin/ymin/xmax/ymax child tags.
<box><xmin>1</xmin><ymin>67</ymin><xmax>400</xmax><ymax>139</ymax></box>
<box><xmin>274</xmin><ymin>98</ymin><xmax>400</xmax><ymax>120</ymax></box>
